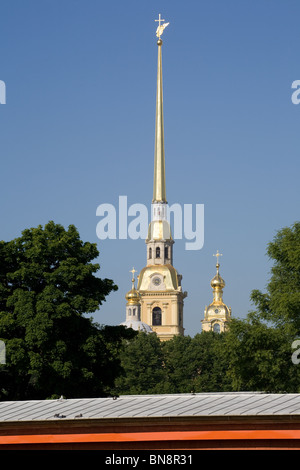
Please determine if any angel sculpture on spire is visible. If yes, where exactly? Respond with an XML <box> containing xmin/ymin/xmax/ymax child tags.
<box><xmin>155</xmin><ymin>13</ymin><xmax>169</xmax><ymax>39</ymax></box>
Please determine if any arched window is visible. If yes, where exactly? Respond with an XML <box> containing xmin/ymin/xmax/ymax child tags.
<box><xmin>149</xmin><ymin>247</ymin><xmax>152</xmax><ymax>259</ymax></box>
<box><xmin>152</xmin><ymin>307</ymin><xmax>162</xmax><ymax>326</ymax></box>
<box><xmin>156</xmin><ymin>247</ymin><xmax>160</xmax><ymax>258</ymax></box>
<box><xmin>164</xmin><ymin>246</ymin><xmax>168</xmax><ymax>259</ymax></box>
<box><xmin>213</xmin><ymin>323</ymin><xmax>220</xmax><ymax>333</ymax></box>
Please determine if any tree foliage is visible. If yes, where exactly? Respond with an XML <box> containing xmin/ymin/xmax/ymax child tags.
<box><xmin>114</xmin><ymin>331</ymin><xmax>230</xmax><ymax>395</ymax></box>
<box><xmin>114</xmin><ymin>332</ymin><xmax>167</xmax><ymax>395</ymax></box>
<box><xmin>0</xmin><ymin>221</ymin><xmax>135</xmax><ymax>400</ymax></box>
<box><xmin>251</xmin><ymin>222</ymin><xmax>300</xmax><ymax>328</ymax></box>
<box><xmin>1</xmin><ymin>221</ymin><xmax>299</xmax><ymax>399</ymax></box>
<box><xmin>115</xmin><ymin>222</ymin><xmax>300</xmax><ymax>395</ymax></box>
<box><xmin>221</xmin><ymin>315</ymin><xmax>300</xmax><ymax>392</ymax></box>
<box><xmin>161</xmin><ymin>332</ymin><xmax>230</xmax><ymax>393</ymax></box>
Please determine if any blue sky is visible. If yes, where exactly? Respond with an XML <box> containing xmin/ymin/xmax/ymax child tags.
<box><xmin>0</xmin><ymin>0</ymin><xmax>299</xmax><ymax>337</ymax></box>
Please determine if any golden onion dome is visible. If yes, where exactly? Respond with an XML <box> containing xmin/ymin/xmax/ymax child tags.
<box><xmin>210</xmin><ymin>270</ymin><xmax>225</xmax><ymax>289</ymax></box>
<box><xmin>125</xmin><ymin>287</ymin><xmax>140</xmax><ymax>305</ymax></box>
<box><xmin>125</xmin><ymin>268</ymin><xmax>141</xmax><ymax>305</ymax></box>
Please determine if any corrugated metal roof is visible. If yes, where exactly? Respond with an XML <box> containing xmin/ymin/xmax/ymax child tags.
<box><xmin>1</xmin><ymin>392</ymin><xmax>300</xmax><ymax>422</ymax></box>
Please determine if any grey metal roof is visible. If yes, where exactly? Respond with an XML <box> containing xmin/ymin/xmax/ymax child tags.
<box><xmin>1</xmin><ymin>392</ymin><xmax>300</xmax><ymax>422</ymax></box>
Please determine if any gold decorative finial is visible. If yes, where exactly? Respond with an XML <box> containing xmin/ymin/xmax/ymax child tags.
<box><xmin>155</xmin><ymin>13</ymin><xmax>169</xmax><ymax>40</ymax></box>
<box><xmin>126</xmin><ymin>267</ymin><xmax>141</xmax><ymax>305</ymax></box>
<box><xmin>213</xmin><ymin>250</ymin><xmax>223</xmax><ymax>267</ymax></box>
<box><xmin>129</xmin><ymin>267</ymin><xmax>137</xmax><ymax>289</ymax></box>
<box><xmin>130</xmin><ymin>267</ymin><xmax>136</xmax><ymax>279</ymax></box>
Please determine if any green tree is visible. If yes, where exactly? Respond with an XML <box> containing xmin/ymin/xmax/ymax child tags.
<box><xmin>223</xmin><ymin>222</ymin><xmax>300</xmax><ymax>392</ymax></box>
<box><xmin>160</xmin><ymin>335</ymin><xmax>192</xmax><ymax>393</ymax></box>
<box><xmin>114</xmin><ymin>332</ymin><xmax>168</xmax><ymax>395</ymax></box>
<box><xmin>189</xmin><ymin>332</ymin><xmax>231</xmax><ymax>392</ymax></box>
<box><xmin>115</xmin><ymin>331</ymin><xmax>231</xmax><ymax>395</ymax></box>
<box><xmin>251</xmin><ymin>222</ymin><xmax>300</xmax><ymax>329</ymax></box>
<box><xmin>0</xmin><ymin>221</ymin><xmax>132</xmax><ymax>400</ymax></box>
<box><xmin>222</xmin><ymin>315</ymin><xmax>298</xmax><ymax>392</ymax></box>
<box><xmin>162</xmin><ymin>332</ymin><xmax>230</xmax><ymax>393</ymax></box>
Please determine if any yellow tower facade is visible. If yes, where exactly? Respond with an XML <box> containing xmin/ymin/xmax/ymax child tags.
<box><xmin>136</xmin><ymin>16</ymin><xmax>187</xmax><ymax>341</ymax></box>
<box><xmin>202</xmin><ymin>251</ymin><xmax>231</xmax><ymax>333</ymax></box>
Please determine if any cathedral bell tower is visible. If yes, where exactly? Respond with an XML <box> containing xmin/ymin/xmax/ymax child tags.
<box><xmin>136</xmin><ymin>15</ymin><xmax>187</xmax><ymax>341</ymax></box>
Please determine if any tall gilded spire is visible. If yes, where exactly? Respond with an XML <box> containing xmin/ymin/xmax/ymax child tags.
<box><xmin>135</xmin><ymin>16</ymin><xmax>187</xmax><ymax>341</ymax></box>
<box><xmin>153</xmin><ymin>14</ymin><xmax>169</xmax><ymax>203</ymax></box>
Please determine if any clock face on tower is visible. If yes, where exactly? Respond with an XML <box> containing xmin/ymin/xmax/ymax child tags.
<box><xmin>153</xmin><ymin>277</ymin><xmax>161</xmax><ymax>286</ymax></box>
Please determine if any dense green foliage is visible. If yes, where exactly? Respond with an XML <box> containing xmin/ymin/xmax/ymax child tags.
<box><xmin>114</xmin><ymin>319</ymin><xmax>300</xmax><ymax>395</ymax></box>
<box><xmin>115</xmin><ymin>222</ymin><xmax>300</xmax><ymax>395</ymax></box>
<box><xmin>0</xmin><ymin>221</ymin><xmax>299</xmax><ymax>399</ymax></box>
<box><xmin>0</xmin><ymin>222</ymin><xmax>137</xmax><ymax>400</ymax></box>
<box><xmin>251</xmin><ymin>222</ymin><xmax>300</xmax><ymax>328</ymax></box>
<box><xmin>114</xmin><ymin>331</ymin><xmax>231</xmax><ymax>395</ymax></box>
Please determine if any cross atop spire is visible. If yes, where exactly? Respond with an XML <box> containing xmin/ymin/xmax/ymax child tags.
<box><xmin>130</xmin><ymin>267</ymin><xmax>136</xmax><ymax>279</ymax></box>
<box><xmin>155</xmin><ymin>13</ymin><xmax>165</xmax><ymax>28</ymax></box>
<box><xmin>213</xmin><ymin>250</ymin><xmax>223</xmax><ymax>267</ymax></box>
<box><xmin>129</xmin><ymin>267</ymin><xmax>137</xmax><ymax>289</ymax></box>
<box><xmin>155</xmin><ymin>13</ymin><xmax>169</xmax><ymax>39</ymax></box>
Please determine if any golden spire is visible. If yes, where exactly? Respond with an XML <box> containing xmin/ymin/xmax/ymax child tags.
<box><xmin>152</xmin><ymin>14</ymin><xmax>169</xmax><ymax>203</ymax></box>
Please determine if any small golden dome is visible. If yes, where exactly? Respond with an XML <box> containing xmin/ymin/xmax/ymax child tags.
<box><xmin>125</xmin><ymin>268</ymin><xmax>141</xmax><ymax>305</ymax></box>
<box><xmin>210</xmin><ymin>266</ymin><xmax>225</xmax><ymax>289</ymax></box>
<box><xmin>125</xmin><ymin>287</ymin><xmax>140</xmax><ymax>305</ymax></box>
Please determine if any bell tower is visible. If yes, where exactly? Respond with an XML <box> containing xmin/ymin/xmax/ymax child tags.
<box><xmin>136</xmin><ymin>15</ymin><xmax>187</xmax><ymax>341</ymax></box>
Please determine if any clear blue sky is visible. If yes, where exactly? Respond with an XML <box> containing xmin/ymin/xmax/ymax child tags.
<box><xmin>0</xmin><ymin>0</ymin><xmax>299</xmax><ymax>336</ymax></box>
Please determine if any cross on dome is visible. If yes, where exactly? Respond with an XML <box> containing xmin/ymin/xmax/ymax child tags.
<box><xmin>213</xmin><ymin>250</ymin><xmax>223</xmax><ymax>266</ymax></box>
<box><xmin>130</xmin><ymin>267</ymin><xmax>136</xmax><ymax>277</ymax></box>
